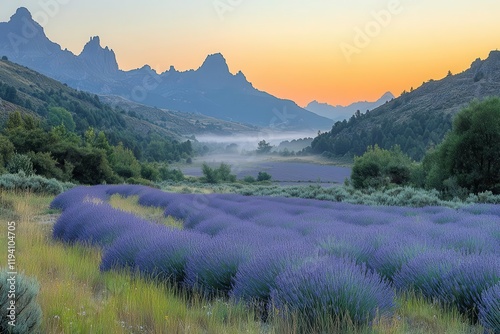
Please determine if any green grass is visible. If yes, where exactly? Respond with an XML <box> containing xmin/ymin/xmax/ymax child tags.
<box><xmin>109</xmin><ymin>194</ymin><xmax>183</xmax><ymax>229</ymax></box>
<box><xmin>0</xmin><ymin>189</ymin><xmax>489</xmax><ymax>333</ymax></box>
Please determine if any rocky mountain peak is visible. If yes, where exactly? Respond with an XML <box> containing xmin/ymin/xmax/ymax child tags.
<box><xmin>7</xmin><ymin>7</ymin><xmax>44</xmax><ymax>35</ymax></box>
<box><xmin>198</xmin><ymin>53</ymin><xmax>230</xmax><ymax>74</ymax></box>
<box><xmin>11</xmin><ymin>7</ymin><xmax>33</xmax><ymax>20</ymax></box>
<box><xmin>78</xmin><ymin>36</ymin><xmax>119</xmax><ymax>73</ymax></box>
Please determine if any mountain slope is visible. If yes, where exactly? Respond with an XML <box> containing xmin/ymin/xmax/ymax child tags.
<box><xmin>0</xmin><ymin>8</ymin><xmax>332</xmax><ymax>131</ymax></box>
<box><xmin>309</xmin><ymin>51</ymin><xmax>500</xmax><ymax>160</ymax></box>
<box><xmin>306</xmin><ymin>92</ymin><xmax>394</xmax><ymax>122</ymax></box>
<box><xmin>0</xmin><ymin>55</ymin><xmax>256</xmax><ymax>137</ymax></box>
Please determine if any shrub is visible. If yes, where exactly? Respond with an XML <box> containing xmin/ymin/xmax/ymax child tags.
<box><xmin>0</xmin><ymin>173</ymin><xmax>65</xmax><ymax>195</ymax></box>
<box><xmin>393</xmin><ymin>250</ymin><xmax>461</xmax><ymax>300</ymax></box>
<box><xmin>243</xmin><ymin>176</ymin><xmax>256</xmax><ymax>183</ymax></box>
<box><xmin>126</xmin><ymin>177</ymin><xmax>157</xmax><ymax>187</ymax></box>
<box><xmin>192</xmin><ymin>214</ymin><xmax>241</xmax><ymax>236</ymax></box>
<box><xmin>140</xmin><ymin>163</ymin><xmax>160</xmax><ymax>181</ymax></box>
<box><xmin>100</xmin><ymin>227</ymin><xmax>165</xmax><ymax>271</ymax></box>
<box><xmin>50</xmin><ymin>185</ymin><xmax>110</xmax><ymax>211</ymax></box>
<box><xmin>316</xmin><ymin>233</ymin><xmax>376</xmax><ymax>265</ymax></box>
<box><xmin>201</xmin><ymin>163</ymin><xmax>236</xmax><ymax>183</ymax></box>
<box><xmin>185</xmin><ymin>236</ymin><xmax>254</xmax><ymax>296</ymax></box>
<box><xmin>479</xmin><ymin>284</ymin><xmax>500</xmax><ymax>333</ymax></box>
<box><xmin>27</xmin><ymin>151</ymin><xmax>64</xmax><ymax>180</ymax></box>
<box><xmin>53</xmin><ymin>201</ymin><xmax>150</xmax><ymax>246</ymax></box>
<box><xmin>351</xmin><ymin>145</ymin><xmax>414</xmax><ymax>189</ymax></box>
<box><xmin>135</xmin><ymin>230</ymin><xmax>209</xmax><ymax>283</ymax></box>
<box><xmin>231</xmin><ymin>244</ymin><xmax>312</xmax><ymax>303</ymax></box>
<box><xmin>257</xmin><ymin>172</ymin><xmax>272</xmax><ymax>182</ymax></box>
<box><xmin>270</xmin><ymin>257</ymin><xmax>395</xmax><ymax>328</ymax></box>
<box><xmin>158</xmin><ymin>166</ymin><xmax>184</xmax><ymax>182</ymax></box>
<box><xmin>370</xmin><ymin>240</ymin><xmax>428</xmax><ymax>281</ymax></box>
<box><xmin>438</xmin><ymin>255</ymin><xmax>500</xmax><ymax>317</ymax></box>
<box><xmin>6</xmin><ymin>154</ymin><xmax>34</xmax><ymax>176</ymax></box>
<box><xmin>0</xmin><ymin>270</ymin><xmax>42</xmax><ymax>334</ymax></box>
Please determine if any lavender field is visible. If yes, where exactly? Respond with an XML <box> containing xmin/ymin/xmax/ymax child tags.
<box><xmin>51</xmin><ymin>185</ymin><xmax>500</xmax><ymax>331</ymax></box>
<box><xmin>182</xmin><ymin>160</ymin><xmax>351</xmax><ymax>186</ymax></box>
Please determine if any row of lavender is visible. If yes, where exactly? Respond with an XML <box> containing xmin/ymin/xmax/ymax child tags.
<box><xmin>51</xmin><ymin>185</ymin><xmax>500</xmax><ymax>330</ymax></box>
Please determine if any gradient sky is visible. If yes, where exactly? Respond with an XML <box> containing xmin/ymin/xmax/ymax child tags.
<box><xmin>2</xmin><ymin>0</ymin><xmax>500</xmax><ymax>106</ymax></box>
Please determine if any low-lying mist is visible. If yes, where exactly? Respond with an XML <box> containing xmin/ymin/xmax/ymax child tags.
<box><xmin>195</xmin><ymin>131</ymin><xmax>318</xmax><ymax>151</ymax></box>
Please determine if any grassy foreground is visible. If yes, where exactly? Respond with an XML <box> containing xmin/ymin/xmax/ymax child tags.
<box><xmin>0</xmin><ymin>190</ymin><xmax>487</xmax><ymax>333</ymax></box>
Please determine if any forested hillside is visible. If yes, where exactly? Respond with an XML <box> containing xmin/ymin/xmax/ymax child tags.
<box><xmin>309</xmin><ymin>51</ymin><xmax>500</xmax><ymax>160</ymax></box>
<box><xmin>0</xmin><ymin>58</ymin><xmax>193</xmax><ymax>161</ymax></box>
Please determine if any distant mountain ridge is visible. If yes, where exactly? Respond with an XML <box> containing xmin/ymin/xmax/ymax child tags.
<box><xmin>309</xmin><ymin>50</ymin><xmax>500</xmax><ymax>160</ymax></box>
<box><xmin>306</xmin><ymin>92</ymin><xmax>394</xmax><ymax>121</ymax></box>
<box><xmin>0</xmin><ymin>57</ymin><xmax>257</xmax><ymax>143</ymax></box>
<box><xmin>0</xmin><ymin>7</ymin><xmax>332</xmax><ymax>131</ymax></box>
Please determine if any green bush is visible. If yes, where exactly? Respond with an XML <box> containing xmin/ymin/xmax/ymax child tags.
<box><xmin>0</xmin><ymin>135</ymin><xmax>15</xmax><ymax>169</ymax></box>
<box><xmin>0</xmin><ymin>270</ymin><xmax>42</xmax><ymax>334</ymax></box>
<box><xmin>140</xmin><ymin>163</ymin><xmax>160</xmax><ymax>181</ymax></box>
<box><xmin>158</xmin><ymin>166</ymin><xmax>184</xmax><ymax>182</ymax></box>
<box><xmin>351</xmin><ymin>145</ymin><xmax>414</xmax><ymax>189</ymax></box>
<box><xmin>0</xmin><ymin>172</ymin><xmax>67</xmax><ymax>195</ymax></box>
<box><xmin>257</xmin><ymin>171</ymin><xmax>272</xmax><ymax>182</ymax></box>
<box><xmin>6</xmin><ymin>154</ymin><xmax>34</xmax><ymax>176</ymax></box>
<box><xmin>126</xmin><ymin>177</ymin><xmax>159</xmax><ymax>188</ymax></box>
<box><xmin>243</xmin><ymin>176</ymin><xmax>256</xmax><ymax>183</ymax></box>
<box><xmin>27</xmin><ymin>152</ymin><xmax>65</xmax><ymax>180</ymax></box>
<box><xmin>201</xmin><ymin>163</ymin><xmax>236</xmax><ymax>184</ymax></box>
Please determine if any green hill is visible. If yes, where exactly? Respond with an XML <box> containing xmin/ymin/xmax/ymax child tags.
<box><xmin>309</xmin><ymin>51</ymin><xmax>500</xmax><ymax>160</ymax></box>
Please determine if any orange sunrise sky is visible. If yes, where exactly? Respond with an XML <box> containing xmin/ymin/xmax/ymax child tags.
<box><xmin>2</xmin><ymin>1</ymin><xmax>500</xmax><ymax>106</ymax></box>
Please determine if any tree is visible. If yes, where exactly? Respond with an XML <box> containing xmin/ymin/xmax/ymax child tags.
<box><xmin>423</xmin><ymin>98</ymin><xmax>500</xmax><ymax>194</ymax></box>
<box><xmin>6</xmin><ymin>111</ymin><xmax>23</xmax><ymax>130</ymax></box>
<box><xmin>0</xmin><ymin>135</ymin><xmax>15</xmax><ymax>170</ymax></box>
<box><xmin>256</xmin><ymin>140</ymin><xmax>273</xmax><ymax>154</ymax></box>
<box><xmin>202</xmin><ymin>163</ymin><xmax>218</xmax><ymax>184</ymax></box>
<box><xmin>257</xmin><ymin>171</ymin><xmax>272</xmax><ymax>182</ymax></box>
<box><xmin>351</xmin><ymin>145</ymin><xmax>414</xmax><ymax>189</ymax></box>
<box><xmin>48</xmin><ymin>107</ymin><xmax>76</xmax><ymax>132</ymax></box>
<box><xmin>6</xmin><ymin>154</ymin><xmax>34</xmax><ymax>175</ymax></box>
<box><xmin>201</xmin><ymin>163</ymin><xmax>236</xmax><ymax>183</ymax></box>
<box><xmin>27</xmin><ymin>151</ymin><xmax>64</xmax><ymax>180</ymax></box>
<box><xmin>110</xmin><ymin>143</ymin><xmax>141</xmax><ymax>179</ymax></box>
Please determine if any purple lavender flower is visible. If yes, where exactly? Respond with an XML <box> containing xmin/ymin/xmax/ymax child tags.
<box><xmin>270</xmin><ymin>256</ymin><xmax>395</xmax><ymax>325</ymax></box>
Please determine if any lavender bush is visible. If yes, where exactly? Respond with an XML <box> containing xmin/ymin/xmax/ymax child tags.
<box><xmin>479</xmin><ymin>284</ymin><xmax>500</xmax><ymax>333</ymax></box>
<box><xmin>393</xmin><ymin>250</ymin><xmax>461</xmax><ymax>299</ymax></box>
<box><xmin>270</xmin><ymin>257</ymin><xmax>395</xmax><ymax>327</ymax></box>
<box><xmin>184</xmin><ymin>235</ymin><xmax>255</xmax><ymax>296</ymax></box>
<box><xmin>50</xmin><ymin>184</ymin><xmax>500</xmax><ymax>326</ymax></box>
<box><xmin>231</xmin><ymin>243</ymin><xmax>313</xmax><ymax>303</ymax></box>
<box><xmin>135</xmin><ymin>229</ymin><xmax>210</xmax><ymax>283</ymax></box>
<box><xmin>438</xmin><ymin>255</ymin><xmax>500</xmax><ymax>316</ymax></box>
<box><xmin>100</xmin><ymin>226</ymin><xmax>167</xmax><ymax>271</ymax></box>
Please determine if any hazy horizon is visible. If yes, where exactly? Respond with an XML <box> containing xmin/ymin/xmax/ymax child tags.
<box><xmin>2</xmin><ymin>1</ymin><xmax>499</xmax><ymax>106</ymax></box>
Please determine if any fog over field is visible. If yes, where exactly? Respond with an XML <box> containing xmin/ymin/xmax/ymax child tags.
<box><xmin>195</xmin><ymin>131</ymin><xmax>318</xmax><ymax>151</ymax></box>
